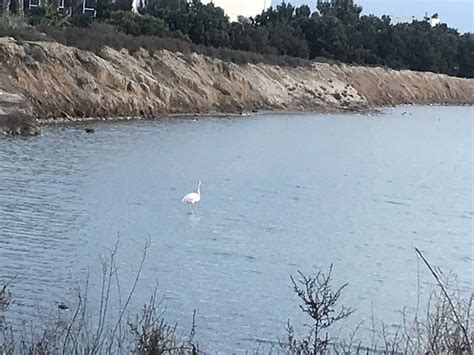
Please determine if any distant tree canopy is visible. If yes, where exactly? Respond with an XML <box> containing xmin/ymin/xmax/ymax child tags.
<box><xmin>2</xmin><ymin>0</ymin><xmax>472</xmax><ymax>77</ymax></box>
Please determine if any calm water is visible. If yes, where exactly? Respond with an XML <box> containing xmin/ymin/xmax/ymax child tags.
<box><xmin>0</xmin><ymin>106</ymin><xmax>473</xmax><ymax>352</ymax></box>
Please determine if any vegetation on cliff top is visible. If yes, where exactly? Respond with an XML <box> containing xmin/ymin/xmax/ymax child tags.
<box><xmin>1</xmin><ymin>0</ymin><xmax>473</xmax><ymax>77</ymax></box>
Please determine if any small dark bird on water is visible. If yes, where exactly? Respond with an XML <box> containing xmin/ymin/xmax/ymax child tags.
<box><xmin>85</xmin><ymin>128</ymin><xmax>95</xmax><ymax>134</ymax></box>
<box><xmin>58</xmin><ymin>303</ymin><xmax>70</xmax><ymax>311</ymax></box>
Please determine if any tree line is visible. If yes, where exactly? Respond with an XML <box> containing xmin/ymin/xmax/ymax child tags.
<box><xmin>2</xmin><ymin>0</ymin><xmax>473</xmax><ymax>77</ymax></box>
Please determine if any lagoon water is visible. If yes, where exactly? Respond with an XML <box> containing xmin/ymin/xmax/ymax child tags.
<box><xmin>0</xmin><ymin>106</ymin><xmax>473</xmax><ymax>352</ymax></box>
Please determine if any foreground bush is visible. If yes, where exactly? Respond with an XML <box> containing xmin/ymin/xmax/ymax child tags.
<box><xmin>1</xmin><ymin>245</ymin><xmax>472</xmax><ymax>354</ymax></box>
<box><xmin>283</xmin><ymin>265</ymin><xmax>473</xmax><ymax>354</ymax></box>
<box><xmin>0</xmin><ymin>242</ymin><xmax>200</xmax><ymax>354</ymax></box>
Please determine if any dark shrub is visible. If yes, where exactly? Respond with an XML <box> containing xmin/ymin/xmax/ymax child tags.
<box><xmin>28</xmin><ymin>4</ymin><xmax>68</xmax><ymax>28</ymax></box>
<box><xmin>69</xmin><ymin>13</ymin><xmax>93</xmax><ymax>28</ymax></box>
<box><xmin>107</xmin><ymin>10</ymin><xmax>170</xmax><ymax>37</ymax></box>
<box><xmin>0</xmin><ymin>16</ymin><xmax>49</xmax><ymax>41</ymax></box>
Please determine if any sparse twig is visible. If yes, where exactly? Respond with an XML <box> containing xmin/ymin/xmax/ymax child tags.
<box><xmin>284</xmin><ymin>265</ymin><xmax>353</xmax><ymax>354</ymax></box>
<box><xmin>108</xmin><ymin>240</ymin><xmax>150</xmax><ymax>353</ymax></box>
<box><xmin>415</xmin><ymin>247</ymin><xmax>472</xmax><ymax>354</ymax></box>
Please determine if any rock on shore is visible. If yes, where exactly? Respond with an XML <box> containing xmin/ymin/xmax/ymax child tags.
<box><xmin>0</xmin><ymin>90</ymin><xmax>40</xmax><ymax>136</ymax></box>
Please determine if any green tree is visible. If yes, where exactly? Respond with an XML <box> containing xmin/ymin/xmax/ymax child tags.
<box><xmin>16</xmin><ymin>0</ymin><xmax>472</xmax><ymax>77</ymax></box>
<box><xmin>457</xmin><ymin>34</ymin><xmax>474</xmax><ymax>77</ymax></box>
<box><xmin>187</xmin><ymin>1</ymin><xmax>230</xmax><ymax>47</ymax></box>
<box><xmin>29</xmin><ymin>4</ymin><xmax>68</xmax><ymax>28</ymax></box>
<box><xmin>145</xmin><ymin>0</ymin><xmax>191</xmax><ymax>34</ymax></box>
<box><xmin>107</xmin><ymin>10</ymin><xmax>169</xmax><ymax>36</ymax></box>
<box><xmin>317</xmin><ymin>0</ymin><xmax>362</xmax><ymax>23</ymax></box>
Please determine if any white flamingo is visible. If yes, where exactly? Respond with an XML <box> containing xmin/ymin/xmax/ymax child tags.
<box><xmin>182</xmin><ymin>181</ymin><xmax>201</xmax><ymax>212</ymax></box>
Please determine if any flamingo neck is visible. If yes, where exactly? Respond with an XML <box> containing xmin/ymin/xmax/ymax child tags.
<box><xmin>197</xmin><ymin>185</ymin><xmax>201</xmax><ymax>197</ymax></box>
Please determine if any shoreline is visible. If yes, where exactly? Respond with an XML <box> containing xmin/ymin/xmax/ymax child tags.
<box><xmin>36</xmin><ymin>103</ymin><xmax>472</xmax><ymax>129</ymax></box>
<box><xmin>3</xmin><ymin>103</ymin><xmax>471</xmax><ymax>135</ymax></box>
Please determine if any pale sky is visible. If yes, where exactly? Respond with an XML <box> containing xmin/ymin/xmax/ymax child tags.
<box><xmin>205</xmin><ymin>0</ymin><xmax>473</xmax><ymax>33</ymax></box>
<box><xmin>276</xmin><ymin>0</ymin><xmax>473</xmax><ymax>33</ymax></box>
<box><xmin>203</xmin><ymin>0</ymin><xmax>270</xmax><ymax>20</ymax></box>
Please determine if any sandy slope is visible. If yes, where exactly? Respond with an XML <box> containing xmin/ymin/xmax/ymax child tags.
<box><xmin>0</xmin><ymin>37</ymin><xmax>472</xmax><ymax>134</ymax></box>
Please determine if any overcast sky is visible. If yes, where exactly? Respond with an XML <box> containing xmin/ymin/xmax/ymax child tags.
<box><xmin>207</xmin><ymin>0</ymin><xmax>473</xmax><ymax>33</ymax></box>
<box><xmin>204</xmin><ymin>0</ymin><xmax>269</xmax><ymax>19</ymax></box>
<box><xmin>273</xmin><ymin>0</ymin><xmax>473</xmax><ymax>33</ymax></box>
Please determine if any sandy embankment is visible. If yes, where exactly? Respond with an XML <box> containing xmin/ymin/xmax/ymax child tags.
<box><xmin>0</xmin><ymin>37</ymin><xmax>472</xmax><ymax>135</ymax></box>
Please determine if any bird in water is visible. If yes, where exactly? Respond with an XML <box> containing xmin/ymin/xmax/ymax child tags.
<box><xmin>57</xmin><ymin>302</ymin><xmax>70</xmax><ymax>311</ymax></box>
<box><xmin>182</xmin><ymin>181</ymin><xmax>201</xmax><ymax>212</ymax></box>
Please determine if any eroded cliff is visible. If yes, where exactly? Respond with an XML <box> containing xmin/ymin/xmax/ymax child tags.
<box><xmin>0</xmin><ymin>36</ymin><xmax>472</xmax><ymax>134</ymax></box>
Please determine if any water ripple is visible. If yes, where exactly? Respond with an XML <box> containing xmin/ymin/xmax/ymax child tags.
<box><xmin>1</xmin><ymin>107</ymin><xmax>473</xmax><ymax>353</ymax></box>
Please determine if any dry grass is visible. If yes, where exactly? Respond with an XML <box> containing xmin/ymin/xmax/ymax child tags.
<box><xmin>278</xmin><ymin>249</ymin><xmax>473</xmax><ymax>354</ymax></box>
<box><xmin>1</xmin><ymin>245</ymin><xmax>472</xmax><ymax>354</ymax></box>
<box><xmin>0</xmin><ymin>16</ymin><xmax>48</xmax><ymax>41</ymax></box>
<box><xmin>0</xmin><ymin>241</ymin><xmax>199</xmax><ymax>354</ymax></box>
<box><xmin>46</xmin><ymin>23</ymin><xmax>311</xmax><ymax>67</ymax></box>
<box><xmin>0</xmin><ymin>17</ymin><xmax>311</xmax><ymax>68</ymax></box>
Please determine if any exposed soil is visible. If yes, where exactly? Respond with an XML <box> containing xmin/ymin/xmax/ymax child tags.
<box><xmin>0</xmin><ymin>37</ymin><xmax>472</xmax><ymax>135</ymax></box>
